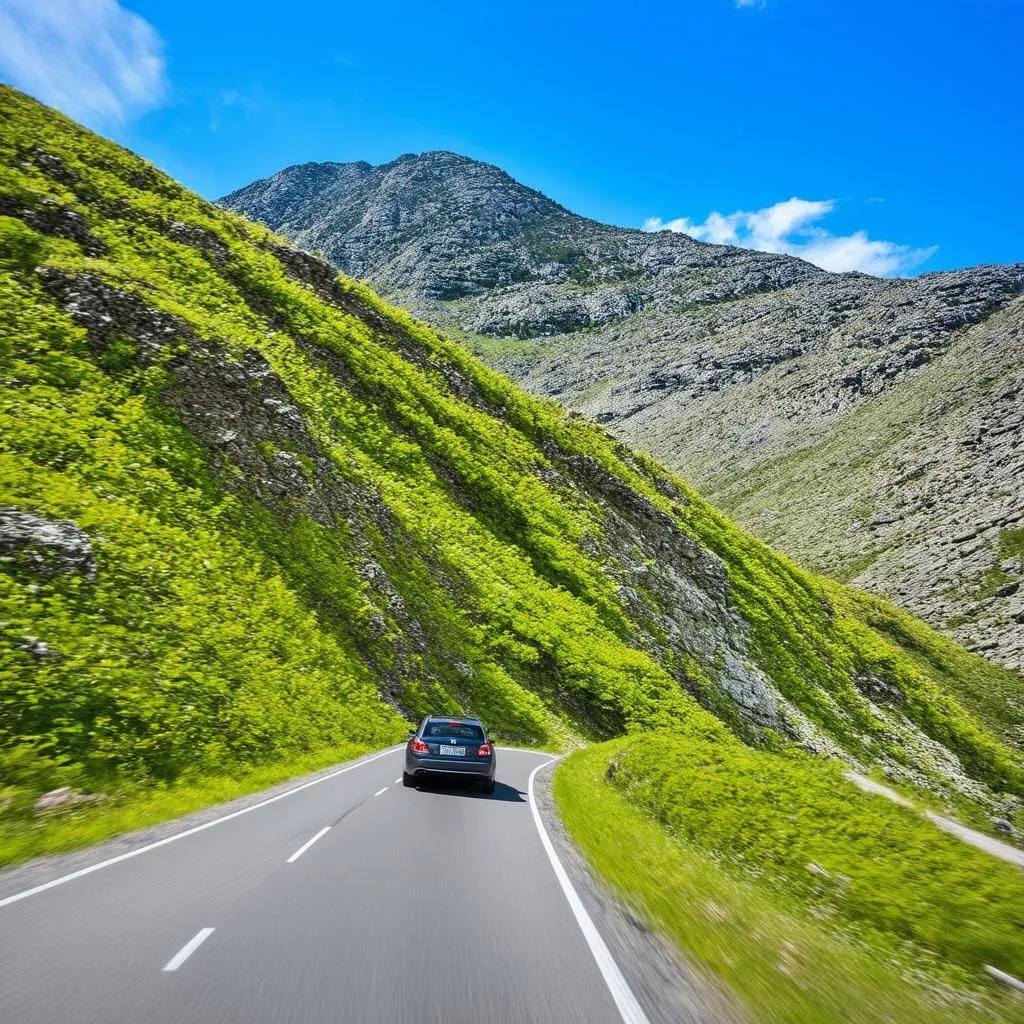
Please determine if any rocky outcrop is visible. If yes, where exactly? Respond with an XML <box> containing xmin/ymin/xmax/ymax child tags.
<box><xmin>0</xmin><ymin>509</ymin><xmax>97</xmax><ymax>581</ymax></box>
<box><xmin>38</xmin><ymin>267</ymin><xmax>191</xmax><ymax>362</ymax></box>
<box><xmin>222</xmin><ymin>154</ymin><xmax>1024</xmax><ymax>673</ymax></box>
<box><xmin>33</xmin><ymin>787</ymin><xmax>106</xmax><ymax>812</ymax></box>
<box><xmin>0</xmin><ymin>193</ymin><xmax>106</xmax><ymax>256</ymax></box>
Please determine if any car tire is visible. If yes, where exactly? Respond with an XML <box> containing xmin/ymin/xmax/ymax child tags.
<box><xmin>402</xmin><ymin>771</ymin><xmax>415</xmax><ymax>788</ymax></box>
<box><xmin>482</xmin><ymin>777</ymin><xmax>495</xmax><ymax>795</ymax></box>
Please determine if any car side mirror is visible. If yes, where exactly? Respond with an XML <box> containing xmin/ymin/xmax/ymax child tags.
<box><xmin>407</xmin><ymin>729</ymin><xmax>417</xmax><ymax>738</ymax></box>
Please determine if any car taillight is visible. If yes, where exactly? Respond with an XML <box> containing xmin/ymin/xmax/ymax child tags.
<box><xmin>411</xmin><ymin>739</ymin><xmax>429</xmax><ymax>753</ymax></box>
<box><xmin>477</xmin><ymin>743</ymin><xmax>491</xmax><ymax>757</ymax></box>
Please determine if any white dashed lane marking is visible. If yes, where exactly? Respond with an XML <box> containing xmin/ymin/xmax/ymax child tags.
<box><xmin>163</xmin><ymin>928</ymin><xmax>214</xmax><ymax>972</ymax></box>
<box><xmin>287</xmin><ymin>827</ymin><xmax>331</xmax><ymax>864</ymax></box>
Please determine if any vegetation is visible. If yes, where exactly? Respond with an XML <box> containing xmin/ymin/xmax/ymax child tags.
<box><xmin>555</xmin><ymin>742</ymin><xmax>1024</xmax><ymax>1024</ymax></box>
<box><xmin>666</xmin><ymin>479</ymin><xmax>1022</xmax><ymax>792</ymax></box>
<box><xmin>1001</xmin><ymin>528</ymin><xmax>1024</xmax><ymax>563</ymax></box>
<box><xmin>970</xmin><ymin>528</ymin><xmax>1024</xmax><ymax>604</ymax></box>
<box><xmin>833</xmin><ymin>584</ymin><xmax>1024</xmax><ymax>757</ymax></box>
<box><xmin>0</xmin><ymin>76</ymin><xmax>1021</xmax><ymax>920</ymax></box>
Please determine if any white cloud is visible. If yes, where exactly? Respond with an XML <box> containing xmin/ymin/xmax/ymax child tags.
<box><xmin>746</xmin><ymin>198</ymin><xmax>833</xmax><ymax>246</ymax></box>
<box><xmin>0</xmin><ymin>0</ymin><xmax>166</xmax><ymax>127</ymax></box>
<box><xmin>644</xmin><ymin>198</ymin><xmax>936</xmax><ymax>277</ymax></box>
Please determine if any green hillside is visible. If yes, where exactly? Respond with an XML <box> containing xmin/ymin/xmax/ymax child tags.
<box><xmin>555</xmin><ymin>742</ymin><xmax>1024</xmax><ymax>1023</ymax></box>
<box><xmin>1</xmin><ymin>84</ymin><xmax>1022</xmax><ymax>869</ymax></box>
<box><xmin>220</xmin><ymin>152</ymin><xmax>1024</xmax><ymax>677</ymax></box>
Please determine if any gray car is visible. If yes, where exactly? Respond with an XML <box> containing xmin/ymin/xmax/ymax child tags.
<box><xmin>403</xmin><ymin>716</ymin><xmax>496</xmax><ymax>793</ymax></box>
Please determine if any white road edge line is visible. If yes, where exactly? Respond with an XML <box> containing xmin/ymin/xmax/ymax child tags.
<box><xmin>394</xmin><ymin>777</ymin><xmax>402</xmax><ymax>784</ymax></box>
<box><xmin>0</xmin><ymin>745</ymin><xmax>403</xmax><ymax>910</ymax></box>
<box><xmin>527</xmin><ymin>759</ymin><xmax>651</xmax><ymax>1024</ymax></box>
<box><xmin>287</xmin><ymin>826</ymin><xmax>331</xmax><ymax>864</ymax></box>
<box><xmin>163</xmin><ymin>927</ymin><xmax>214</xmax><ymax>972</ymax></box>
<box><xmin>985</xmin><ymin>965</ymin><xmax>1024</xmax><ymax>994</ymax></box>
<box><xmin>373</xmin><ymin>786</ymin><xmax>388</xmax><ymax>797</ymax></box>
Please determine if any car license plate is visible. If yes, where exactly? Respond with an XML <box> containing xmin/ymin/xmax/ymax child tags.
<box><xmin>438</xmin><ymin>745</ymin><xmax>466</xmax><ymax>757</ymax></box>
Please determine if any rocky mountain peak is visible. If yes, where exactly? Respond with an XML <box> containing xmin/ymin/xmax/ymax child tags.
<box><xmin>221</xmin><ymin>150</ymin><xmax>574</xmax><ymax>283</ymax></box>
<box><xmin>223</xmin><ymin>152</ymin><xmax>819</xmax><ymax>310</ymax></box>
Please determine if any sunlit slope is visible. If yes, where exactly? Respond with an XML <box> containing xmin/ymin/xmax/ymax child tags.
<box><xmin>1</xmin><ymin>86</ymin><xmax>1021</xmax><ymax>817</ymax></box>
<box><xmin>221</xmin><ymin>153</ymin><xmax>1024</xmax><ymax>675</ymax></box>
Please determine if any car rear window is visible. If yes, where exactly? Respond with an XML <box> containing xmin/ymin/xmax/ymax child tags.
<box><xmin>424</xmin><ymin>722</ymin><xmax>485</xmax><ymax>741</ymax></box>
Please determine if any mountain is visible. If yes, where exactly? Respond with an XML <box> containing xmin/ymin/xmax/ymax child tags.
<box><xmin>2</xmin><ymin>86</ymin><xmax>1023</xmax><ymax>848</ymax></box>
<box><xmin>221</xmin><ymin>154</ymin><xmax>1024</xmax><ymax>675</ymax></box>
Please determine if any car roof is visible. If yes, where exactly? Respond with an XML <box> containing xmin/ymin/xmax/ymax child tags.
<box><xmin>424</xmin><ymin>715</ymin><xmax>483</xmax><ymax>725</ymax></box>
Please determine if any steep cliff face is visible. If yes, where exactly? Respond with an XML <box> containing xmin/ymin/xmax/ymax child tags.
<box><xmin>222</xmin><ymin>155</ymin><xmax>1024</xmax><ymax>673</ymax></box>
<box><xmin>2</xmin><ymin>88</ymin><xmax>1022</xmax><ymax>822</ymax></box>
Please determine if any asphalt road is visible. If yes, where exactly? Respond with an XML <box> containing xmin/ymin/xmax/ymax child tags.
<box><xmin>0</xmin><ymin>747</ymin><xmax>649</xmax><ymax>1024</ymax></box>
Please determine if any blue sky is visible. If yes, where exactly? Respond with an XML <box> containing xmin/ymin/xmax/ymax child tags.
<box><xmin>1</xmin><ymin>0</ymin><xmax>1021</xmax><ymax>275</ymax></box>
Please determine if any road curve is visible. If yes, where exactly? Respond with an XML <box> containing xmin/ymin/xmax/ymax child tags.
<box><xmin>0</xmin><ymin>747</ymin><xmax>644</xmax><ymax>1024</ymax></box>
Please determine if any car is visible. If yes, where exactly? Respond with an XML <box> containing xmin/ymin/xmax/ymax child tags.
<box><xmin>403</xmin><ymin>716</ymin><xmax>496</xmax><ymax>793</ymax></box>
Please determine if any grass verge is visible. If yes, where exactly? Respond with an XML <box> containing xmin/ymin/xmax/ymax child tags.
<box><xmin>554</xmin><ymin>742</ymin><xmax>1024</xmax><ymax>1024</ymax></box>
<box><xmin>0</xmin><ymin>742</ymin><xmax>381</xmax><ymax>869</ymax></box>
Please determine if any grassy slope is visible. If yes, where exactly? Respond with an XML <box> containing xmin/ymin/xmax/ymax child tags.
<box><xmin>555</xmin><ymin>743</ymin><xmax>1024</xmax><ymax>1024</ymax></box>
<box><xmin>0</xmin><ymin>83</ymin><xmax>1021</xmax><ymax>885</ymax></box>
<box><xmin>0</xmin><ymin>89</ymin><xmax>695</xmax><ymax>850</ymax></box>
<box><xmin>831</xmin><ymin>585</ymin><xmax>1024</xmax><ymax>764</ymax></box>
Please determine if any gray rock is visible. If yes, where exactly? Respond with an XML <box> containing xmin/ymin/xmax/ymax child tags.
<box><xmin>0</xmin><ymin>509</ymin><xmax>96</xmax><ymax>580</ymax></box>
<box><xmin>168</xmin><ymin>219</ymin><xmax>230</xmax><ymax>265</ymax></box>
<box><xmin>15</xmin><ymin>636</ymin><xmax>60</xmax><ymax>659</ymax></box>
<box><xmin>0</xmin><ymin>193</ymin><xmax>106</xmax><ymax>256</ymax></box>
<box><xmin>37</xmin><ymin>267</ymin><xmax>191</xmax><ymax>364</ymax></box>
<box><xmin>33</xmin><ymin>787</ymin><xmax>106</xmax><ymax>812</ymax></box>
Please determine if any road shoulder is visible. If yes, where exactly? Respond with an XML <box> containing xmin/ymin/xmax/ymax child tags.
<box><xmin>531</xmin><ymin>757</ymin><xmax>745</xmax><ymax>1024</ymax></box>
<box><xmin>0</xmin><ymin>745</ymin><xmax>400</xmax><ymax>904</ymax></box>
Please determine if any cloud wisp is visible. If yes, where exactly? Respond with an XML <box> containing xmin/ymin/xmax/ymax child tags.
<box><xmin>0</xmin><ymin>0</ymin><xmax>166</xmax><ymax>127</ymax></box>
<box><xmin>644</xmin><ymin>198</ymin><xmax>936</xmax><ymax>277</ymax></box>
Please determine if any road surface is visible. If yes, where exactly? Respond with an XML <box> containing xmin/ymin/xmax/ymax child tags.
<box><xmin>0</xmin><ymin>747</ymin><xmax>650</xmax><ymax>1024</ymax></box>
